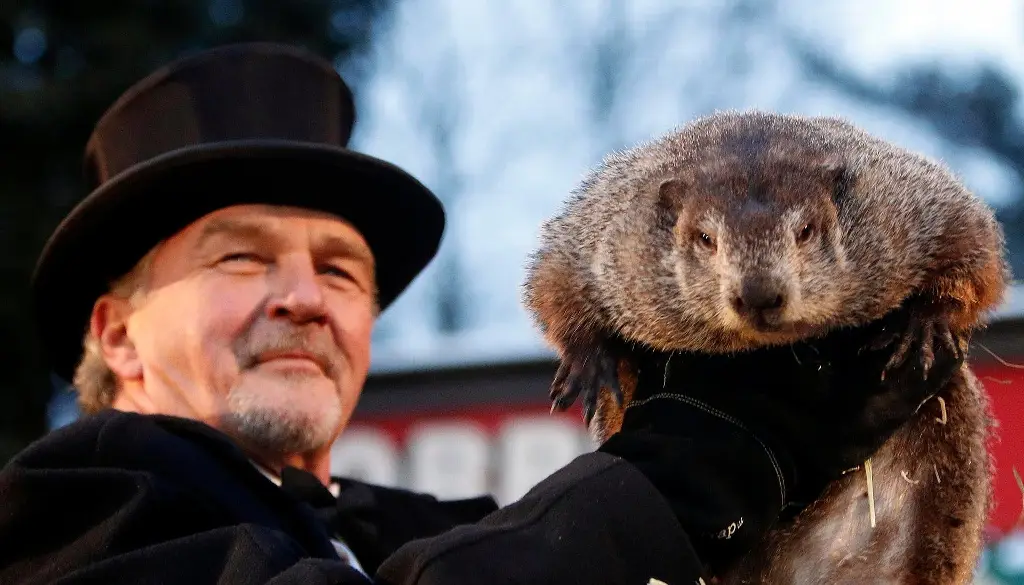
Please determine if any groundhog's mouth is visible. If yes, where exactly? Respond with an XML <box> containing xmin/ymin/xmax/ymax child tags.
<box><xmin>737</xmin><ymin>318</ymin><xmax>819</xmax><ymax>341</ymax></box>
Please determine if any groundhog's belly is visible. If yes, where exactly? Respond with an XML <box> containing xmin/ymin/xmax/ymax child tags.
<box><xmin>720</xmin><ymin>369</ymin><xmax>991</xmax><ymax>585</ymax></box>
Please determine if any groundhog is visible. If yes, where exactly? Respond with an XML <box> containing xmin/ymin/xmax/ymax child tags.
<box><xmin>522</xmin><ymin>110</ymin><xmax>1009</xmax><ymax>584</ymax></box>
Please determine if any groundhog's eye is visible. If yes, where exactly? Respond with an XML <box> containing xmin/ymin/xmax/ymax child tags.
<box><xmin>796</xmin><ymin>223</ymin><xmax>815</xmax><ymax>244</ymax></box>
<box><xmin>696</xmin><ymin>231</ymin><xmax>717</xmax><ymax>251</ymax></box>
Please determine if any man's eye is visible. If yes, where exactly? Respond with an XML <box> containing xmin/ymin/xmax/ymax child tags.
<box><xmin>321</xmin><ymin>264</ymin><xmax>353</xmax><ymax>279</ymax></box>
<box><xmin>220</xmin><ymin>252</ymin><xmax>263</xmax><ymax>264</ymax></box>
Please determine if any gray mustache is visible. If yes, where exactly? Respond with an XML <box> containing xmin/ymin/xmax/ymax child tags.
<box><xmin>235</xmin><ymin>321</ymin><xmax>341</xmax><ymax>378</ymax></box>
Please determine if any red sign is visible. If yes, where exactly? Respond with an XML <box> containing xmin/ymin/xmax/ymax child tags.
<box><xmin>978</xmin><ymin>362</ymin><xmax>1024</xmax><ymax>537</ymax></box>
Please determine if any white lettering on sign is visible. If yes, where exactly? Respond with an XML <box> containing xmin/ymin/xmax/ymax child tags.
<box><xmin>497</xmin><ymin>416</ymin><xmax>587</xmax><ymax>503</ymax></box>
<box><xmin>329</xmin><ymin>427</ymin><xmax>399</xmax><ymax>486</ymax></box>
<box><xmin>328</xmin><ymin>414</ymin><xmax>594</xmax><ymax>505</ymax></box>
<box><xmin>407</xmin><ymin>421</ymin><xmax>491</xmax><ymax>500</ymax></box>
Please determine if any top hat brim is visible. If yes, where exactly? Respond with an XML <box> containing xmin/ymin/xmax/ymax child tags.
<box><xmin>31</xmin><ymin>139</ymin><xmax>445</xmax><ymax>383</ymax></box>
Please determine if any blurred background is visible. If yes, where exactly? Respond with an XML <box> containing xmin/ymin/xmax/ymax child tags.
<box><xmin>2</xmin><ymin>0</ymin><xmax>1024</xmax><ymax>581</ymax></box>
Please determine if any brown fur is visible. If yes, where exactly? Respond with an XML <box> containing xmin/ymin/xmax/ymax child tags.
<box><xmin>522</xmin><ymin>110</ymin><xmax>1009</xmax><ymax>584</ymax></box>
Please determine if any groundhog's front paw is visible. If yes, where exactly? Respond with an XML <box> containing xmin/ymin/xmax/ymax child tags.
<box><xmin>550</xmin><ymin>338</ymin><xmax>624</xmax><ymax>424</ymax></box>
<box><xmin>869</xmin><ymin>297</ymin><xmax>966</xmax><ymax>382</ymax></box>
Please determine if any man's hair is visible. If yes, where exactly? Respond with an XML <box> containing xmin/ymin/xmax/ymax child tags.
<box><xmin>72</xmin><ymin>249</ymin><xmax>155</xmax><ymax>414</ymax></box>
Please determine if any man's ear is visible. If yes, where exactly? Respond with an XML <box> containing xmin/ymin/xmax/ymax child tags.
<box><xmin>90</xmin><ymin>295</ymin><xmax>143</xmax><ymax>381</ymax></box>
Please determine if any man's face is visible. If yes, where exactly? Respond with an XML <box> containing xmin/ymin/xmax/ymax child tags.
<box><xmin>110</xmin><ymin>204</ymin><xmax>376</xmax><ymax>459</ymax></box>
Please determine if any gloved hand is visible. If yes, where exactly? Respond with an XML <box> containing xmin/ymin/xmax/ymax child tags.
<box><xmin>599</xmin><ymin>296</ymin><xmax>965</xmax><ymax>573</ymax></box>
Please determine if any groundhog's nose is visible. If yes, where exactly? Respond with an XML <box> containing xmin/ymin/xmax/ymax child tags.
<box><xmin>731</xmin><ymin>278</ymin><xmax>787</xmax><ymax>326</ymax></box>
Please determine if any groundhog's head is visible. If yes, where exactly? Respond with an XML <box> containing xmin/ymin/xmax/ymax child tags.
<box><xmin>661</xmin><ymin>151</ymin><xmax>854</xmax><ymax>349</ymax></box>
<box><xmin>571</xmin><ymin>111</ymin><xmax>997</xmax><ymax>355</ymax></box>
<box><xmin>593</xmin><ymin>134</ymin><xmax>875</xmax><ymax>354</ymax></box>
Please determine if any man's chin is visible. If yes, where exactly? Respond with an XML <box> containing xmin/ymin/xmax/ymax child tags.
<box><xmin>221</xmin><ymin>399</ymin><xmax>341</xmax><ymax>457</ymax></box>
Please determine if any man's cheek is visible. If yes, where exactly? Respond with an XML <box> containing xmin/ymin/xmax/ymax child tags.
<box><xmin>344</xmin><ymin>322</ymin><xmax>374</xmax><ymax>366</ymax></box>
<box><xmin>202</xmin><ymin>288</ymin><xmax>264</xmax><ymax>339</ymax></box>
<box><xmin>197</xmin><ymin>313</ymin><xmax>249</xmax><ymax>373</ymax></box>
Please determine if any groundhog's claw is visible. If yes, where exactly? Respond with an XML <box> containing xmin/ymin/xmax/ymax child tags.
<box><xmin>870</xmin><ymin>299</ymin><xmax>964</xmax><ymax>382</ymax></box>
<box><xmin>550</xmin><ymin>340</ymin><xmax>623</xmax><ymax>424</ymax></box>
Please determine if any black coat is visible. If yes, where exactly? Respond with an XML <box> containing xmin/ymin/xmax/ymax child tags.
<box><xmin>0</xmin><ymin>410</ymin><xmax>707</xmax><ymax>584</ymax></box>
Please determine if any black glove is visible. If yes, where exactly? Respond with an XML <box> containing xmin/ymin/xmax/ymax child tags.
<box><xmin>599</xmin><ymin>402</ymin><xmax>790</xmax><ymax>574</ymax></box>
<box><xmin>599</xmin><ymin>298</ymin><xmax>965</xmax><ymax>573</ymax></box>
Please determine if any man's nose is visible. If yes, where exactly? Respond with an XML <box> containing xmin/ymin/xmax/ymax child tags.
<box><xmin>266</xmin><ymin>256</ymin><xmax>327</xmax><ymax>324</ymax></box>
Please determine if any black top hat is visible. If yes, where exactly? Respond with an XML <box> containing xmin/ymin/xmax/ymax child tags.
<box><xmin>31</xmin><ymin>42</ymin><xmax>445</xmax><ymax>383</ymax></box>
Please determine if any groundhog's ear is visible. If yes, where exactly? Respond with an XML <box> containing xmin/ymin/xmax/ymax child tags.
<box><xmin>817</xmin><ymin>160</ymin><xmax>856</xmax><ymax>204</ymax></box>
<box><xmin>656</xmin><ymin>177</ymin><xmax>690</xmax><ymax>230</ymax></box>
<box><xmin>657</xmin><ymin>176</ymin><xmax>691</xmax><ymax>211</ymax></box>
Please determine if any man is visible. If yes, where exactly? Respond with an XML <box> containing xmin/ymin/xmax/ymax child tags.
<box><xmin>0</xmin><ymin>43</ymin><xmax>959</xmax><ymax>584</ymax></box>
